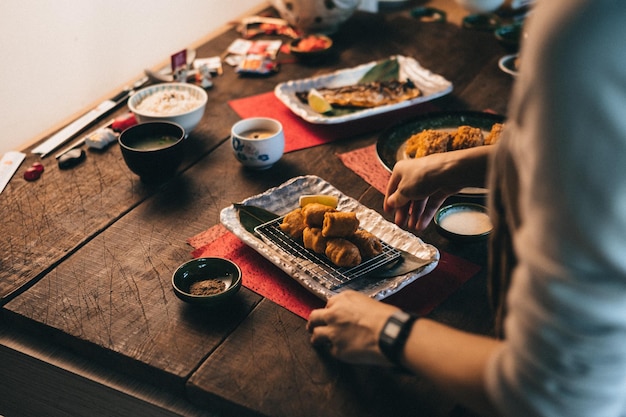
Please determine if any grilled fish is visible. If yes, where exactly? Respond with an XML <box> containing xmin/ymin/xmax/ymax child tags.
<box><xmin>297</xmin><ymin>79</ymin><xmax>421</xmax><ymax>109</ymax></box>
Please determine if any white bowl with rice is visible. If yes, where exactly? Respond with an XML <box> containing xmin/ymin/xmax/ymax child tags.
<box><xmin>128</xmin><ymin>83</ymin><xmax>208</xmax><ymax>135</ymax></box>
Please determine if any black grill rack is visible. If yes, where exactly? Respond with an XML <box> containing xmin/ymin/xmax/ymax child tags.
<box><xmin>255</xmin><ymin>217</ymin><xmax>402</xmax><ymax>290</ymax></box>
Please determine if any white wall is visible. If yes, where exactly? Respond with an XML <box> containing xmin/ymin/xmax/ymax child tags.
<box><xmin>0</xmin><ymin>0</ymin><xmax>265</xmax><ymax>156</ymax></box>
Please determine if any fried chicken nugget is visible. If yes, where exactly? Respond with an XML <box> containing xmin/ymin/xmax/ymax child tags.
<box><xmin>322</xmin><ymin>211</ymin><xmax>360</xmax><ymax>238</ymax></box>
<box><xmin>450</xmin><ymin>125</ymin><xmax>484</xmax><ymax>151</ymax></box>
<box><xmin>279</xmin><ymin>208</ymin><xmax>306</xmax><ymax>240</ymax></box>
<box><xmin>302</xmin><ymin>227</ymin><xmax>327</xmax><ymax>254</ymax></box>
<box><xmin>325</xmin><ymin>238</ymin><xmax>362</xmax><ymax>267</ymax></box>
<box><xmin>301</xmin><ymin>203</ymin><xmax>336</xmax><ymax>228</ymax></box>
<box><xmin>349</xmin><ymin>229</ymin><xmax>383</xmax><ymax>259</ymax></box>
<box><xmin>404</xmin><ymin>129</ymin><xmax>452</xmax><ymax>158</ymax></box>
<box><xmin>485</xmin><ymin>122</ymin><xmax>504</xmax><ymax>145</ymax></box>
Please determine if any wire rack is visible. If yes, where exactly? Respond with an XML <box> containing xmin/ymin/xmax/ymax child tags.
<box><xmin>255</xmin><ymin>217</ymin><xmax>402</xmax><ymax>290</ymax></box>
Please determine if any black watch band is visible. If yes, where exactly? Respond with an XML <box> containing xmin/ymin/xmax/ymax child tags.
<box><xmin>378</xmin><ymin>310</ymin><xmax>419</xmax><ymax>366</ymax></box>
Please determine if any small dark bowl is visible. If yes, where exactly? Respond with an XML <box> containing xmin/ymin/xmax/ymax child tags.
<box><xmin>290</xmin><ymin>35</ymin><xmax>333</xmax><ymax>63</ymax></box>
<box><xmin>172</xmin><ymin>257</ymin><xmax>242</xmax><ymax>306</ymax></box>
<box><xmin>494</xmin><ymin>23</ymin><xmax>523</xmax><ymax>51</ymax></box>
<box><xmin>434</xmin><ymin>203</ymin><xmax>493</xmax><ymax>242</ymax></box>
<box><xmin>118</xmin><ymin>121</ymin><xmax>185</xmax><ymax>183</ymax></box>
<box><xmin>462</xmin><ymin>13</ymin><xmax>501</xmax><ymax>31</ymax></box>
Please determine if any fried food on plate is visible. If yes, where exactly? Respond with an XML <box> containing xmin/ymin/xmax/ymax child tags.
<box><xmin>349</xmin><ymin>229</ymin><xmax>383</xmax><ymax>259</ymax></box>
<box><xmin>485</xmin><ymin>122</ymin><xmax>504</xmax><ymax>145</ymax></box>
<box><xmin>404</xmin><ymin>129</ymin><xmax>452</xmax><ymax>158</ymax></box>
<box><xmin>325</xmin><ymin>238</ymin><xmax>362</xmax><ymax>267</ymax></box>
<box><xmin>450</xmin><ymin>125</ymin><xmax>484</xmax><ymax>151</ymax></box>
<box><xmin>303</xmin><ymin>227</ymin><xmax>327</xmax><ymax>254</ymax></box>
<box><xmin>279</xmin><ymin>208</ymin><xmax>307</xmax><ymax>240</ymax></box>
<box><xmin>322</xmin><ymin>211</ymin><xmax>360</xmax><ymax>238</ymax></box>
<box><xmin>280</xmin><ymin>201</ymin><xmax>385</xmax><ymax>268</ymax></box>
<box><xmin>302</xmin><ymin>202</ymin><xmax>336</xmax><ymax>228</ymax></box>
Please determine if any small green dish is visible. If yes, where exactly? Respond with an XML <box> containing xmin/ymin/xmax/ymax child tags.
<box><xmin>494</xmin><ymin>22</ymin><xmax>523</xmax><ymax>50</ymax></box>
<box><xmin>434</xmin><ymin>203</ymin><xmax>493</xmax><ymax>242</ymax></box>
<box><xmin>463</xmin><ymin>13</ymin><xmax>501</xmax><ymax>31</ymax></box>
<box><xmin>172</xmin><ymin>257</ymin><xmax>242</xmax><ymax>306</ymax></box>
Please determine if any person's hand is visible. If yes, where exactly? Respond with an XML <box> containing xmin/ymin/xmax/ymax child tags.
<box><xmin>384</xmin><ymin>147</ymin><xmax>492</xmax><ymax>232</ymax></box>
<box><xmin>307</xmin><ymin>290</ymin><xmax>399</xmax><ymax>365</ymax></box>
<box><xmin>384</xmin><ymin>155</ymin><xmax>461</xmax><ymax>232</ymax></box>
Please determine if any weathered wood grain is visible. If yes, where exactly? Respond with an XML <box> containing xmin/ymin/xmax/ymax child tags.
<box><xmin>1</xmin><ymin>2</ymin><xmax>513</xmax><ymax>416</ymax></box>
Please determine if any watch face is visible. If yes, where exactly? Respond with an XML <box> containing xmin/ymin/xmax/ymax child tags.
<box><xmin>385</xmin><ymin>321</ymin><xmax>403</xmax><ymax>338</ymax></box>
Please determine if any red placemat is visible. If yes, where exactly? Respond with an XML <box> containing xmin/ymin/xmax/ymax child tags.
<box><xmin>228</xmin><ymin>92</ymin><xmax>438</xmax><ymax>153</ymax></box>
<box><xmin>337</xmin><ymin>143</ymin><xmax>390</xmax><ymax>194</ymax></box>
<box><xmin>188</xmin><ymin>224</ymin><xmax>480</xmax><ymax>319</ymax></box>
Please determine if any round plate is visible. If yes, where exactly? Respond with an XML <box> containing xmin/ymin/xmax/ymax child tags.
<box><xmin>494</xmin><ymin>23</ymin><xmax>523</xmax><ymax>50</ymax></box>
<box><xmin>498</xmin><ymin>54</ymin><xmax>519</xmax><ymax>77</ymax></box>
<box><xmin>434</xmin><ymin>203</ymin><xmax>492</xmax><ymax>242</ymax></box>
<box><xmin>462</xmin><ymin>13</ymin><xmax>501</xmax><ymax>31</ymax></box>
<box><xmin>376</xmin><ymin>111</ymin><xmax>505</xmax><ymax>194</ymax></box>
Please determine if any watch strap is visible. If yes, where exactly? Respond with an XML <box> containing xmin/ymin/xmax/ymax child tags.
<box><xmin>378</xmin><ymin>310</ymin><xmax>419</xmax><ymax>366</ymax></box>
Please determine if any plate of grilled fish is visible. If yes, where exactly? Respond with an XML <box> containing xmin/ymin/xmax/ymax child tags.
<box><xmin>220</xmin><ymin>175</ymin><xmax>439</xmax><ymax>300</ymax></box>
<box><xmin>274</xmin><ymin>55</ymin><xmax>453</xmax><ymax>124</ymax></box>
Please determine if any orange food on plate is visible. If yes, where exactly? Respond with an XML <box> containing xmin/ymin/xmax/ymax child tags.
<box><xmin>450</xmin><ymin>125</ymin><xmax>484</xmax><ymax>151</ymax></box>
<box><xmin>293</xmin><ymin>35</ymin><xmax>331</xmax><ymax>52</ymax></box>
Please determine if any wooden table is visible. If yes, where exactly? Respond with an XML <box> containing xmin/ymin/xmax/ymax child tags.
<box><xmin>0</xmin><ymin>1</ymin><xmax>516</xmax><ymax>416</ymax></box>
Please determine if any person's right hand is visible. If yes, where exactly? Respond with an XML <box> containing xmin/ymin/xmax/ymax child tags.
<box><xmin>384</xmin><ymin>156</ymin><xmax>459</xmax><ymax>232</ymax></box>
<box><xmin>384</xmin><ymin>147</ymin><xmax>492</xmax><ymax>232</ymax></box>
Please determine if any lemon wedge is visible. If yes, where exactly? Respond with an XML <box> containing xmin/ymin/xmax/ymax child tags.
<box><xmin>299</xmin><ymin>194</ymin><xmax>339</xmax><ymax>208</ymax></box>
<box><xmin>307</xmin><ymin>89</ymin><xmax>333</xmax><ymax>114</ymax></box>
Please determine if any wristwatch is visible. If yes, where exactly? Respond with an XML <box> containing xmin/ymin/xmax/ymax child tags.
<box><xmin>378</xmin><ymin>310</ymin><xmax>419</xmax><ymax>366</ymax></box>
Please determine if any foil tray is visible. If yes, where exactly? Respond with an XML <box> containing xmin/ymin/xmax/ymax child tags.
<box><xmin>220</xmin><ymin>175</ymin><xmax>439</xmax><ymax>301</ymax></box>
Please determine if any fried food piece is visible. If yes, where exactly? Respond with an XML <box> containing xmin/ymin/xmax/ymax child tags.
<box><xmin>450</xmin><ymin>125</ymin><xmax>484</xmax><ymax>151</ymax></box>
<box><xmin>404</xmin><ymin>129</ymin><xmax>451</xmax><ymax>158</ymax></box>
<box><xmin>301</xmin><ymin>203</ymin><xmax>337</xmax><ymax>228</ymax></box>
<box><xmin>302</xmin><ymin>227</ymin><xmax>327</xmax><ymax>254</ymax></box>
<box><xmin>280</xmin><ymin>208</ymin><xmax>307</xmax><ymax>240</ymax></box>
<box><xmin>325</xmin><ymin>238</ymin><xmax>362</xmax><ymax>267</ymax></box>
<box><xmin>349</xmin><ymin>229</ymin><xmax>383</xmax><ymax>259</ymax></box>
<box><xmin>484</xmin><ymin>122</ymin><xmax>504</xmax><ymax>145</ymax></box>
<box><xmin>322</xmin><ymin>211</ymin><xmax>360</xmax><ymax>238</ymax></box>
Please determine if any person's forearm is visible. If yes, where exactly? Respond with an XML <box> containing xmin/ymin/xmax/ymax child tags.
<box><xmin>400</xmin><ymin>318</ymin><xmax>502</xmax><ymax>416</ymax></box>
<box><xmin>438</xmin><ymin>145</ymin><xmax>494</xmax><ymax>190</ymax></box>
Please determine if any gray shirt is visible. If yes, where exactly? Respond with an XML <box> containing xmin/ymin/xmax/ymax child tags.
<box><xmin>485</xmin><ymin>0</ymin><xmax>626</xmax><ymax>415</ymax></box>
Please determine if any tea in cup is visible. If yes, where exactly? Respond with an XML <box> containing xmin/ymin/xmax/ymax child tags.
<box><xmin>231</xmin><ymin>118</ymin><xmax>285</xmax><ymax>169</ymax></box>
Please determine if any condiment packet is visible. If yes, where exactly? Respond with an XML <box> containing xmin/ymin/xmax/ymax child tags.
<box><xmin>235</xmin><ymin>55</ymin><xmax>280</xmax><ymax>75</ymax></box>
<box><xmin>225</xmin><ymin>39</ymin><xmax>282</xmax><ymax>75</ymax></box>
<box><xmin>226</xmin><ymin>39</ymin><xmax>282</xmax><ymax>60</ymax></box>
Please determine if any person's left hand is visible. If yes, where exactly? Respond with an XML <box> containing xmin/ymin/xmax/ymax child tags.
<box><xmin>307</xmin><ymin>290</ymin><xmax>399</xmax><ymax>365</ymax></box>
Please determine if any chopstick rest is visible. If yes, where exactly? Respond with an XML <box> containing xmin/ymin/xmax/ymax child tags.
<box><xmin>58</xmin><ymin>148</ymin><xmax>86</xmax><ymax>169</ymax></box>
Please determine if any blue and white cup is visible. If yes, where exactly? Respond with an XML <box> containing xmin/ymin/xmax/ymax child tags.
<box><xmin>231</xmin><ymin>117</ymin><xmax>285</xmax><ymax>169</ymax></box>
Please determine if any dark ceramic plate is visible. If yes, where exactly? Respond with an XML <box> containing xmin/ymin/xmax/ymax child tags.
<box><xmin>494</xmin><ymin>22</ymin><xmax>523</xmax><ymax>50</ymax></box>
<box><xmin>376</xmin><ymin>111</ymin><xmax>505</xmax><ymax>194</ymax></box>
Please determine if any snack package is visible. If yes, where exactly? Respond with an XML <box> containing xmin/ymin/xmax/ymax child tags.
<box><xmin>225</xmin><ymin>39</ymin><xmax>282</xmax><ymax>75</ymax></box>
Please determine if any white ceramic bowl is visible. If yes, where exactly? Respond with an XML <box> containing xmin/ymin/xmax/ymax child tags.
<box><xmin>128</xmin><ymin>83</ymin><xmax>208</xmax><ymax>135</ymax></box>
<box><xmin>434</xmin><ymin>203</ymin><xmax>493</xmax><ymax>242</ymax></box>
<box><xmin>455</xmin><ymin>0</ymin><xmax>504</xmax><ymax>13</ymax></box>
<box><xmin>269</xmin><ymin>0</ymin><xmax>359</xmax><ymax>34</ymax></box>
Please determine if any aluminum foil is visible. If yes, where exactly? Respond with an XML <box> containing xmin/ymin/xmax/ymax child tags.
<box><xmin>220</xmin><ymin>175</ymin><xmax>439</xmax><ymax>301</ymax></box>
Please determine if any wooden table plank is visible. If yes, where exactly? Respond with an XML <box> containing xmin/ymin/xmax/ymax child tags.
<box><xmin>186</xmin><ymin>298</ymin><xmax>459</xmax><ymax>417</ymax></box>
